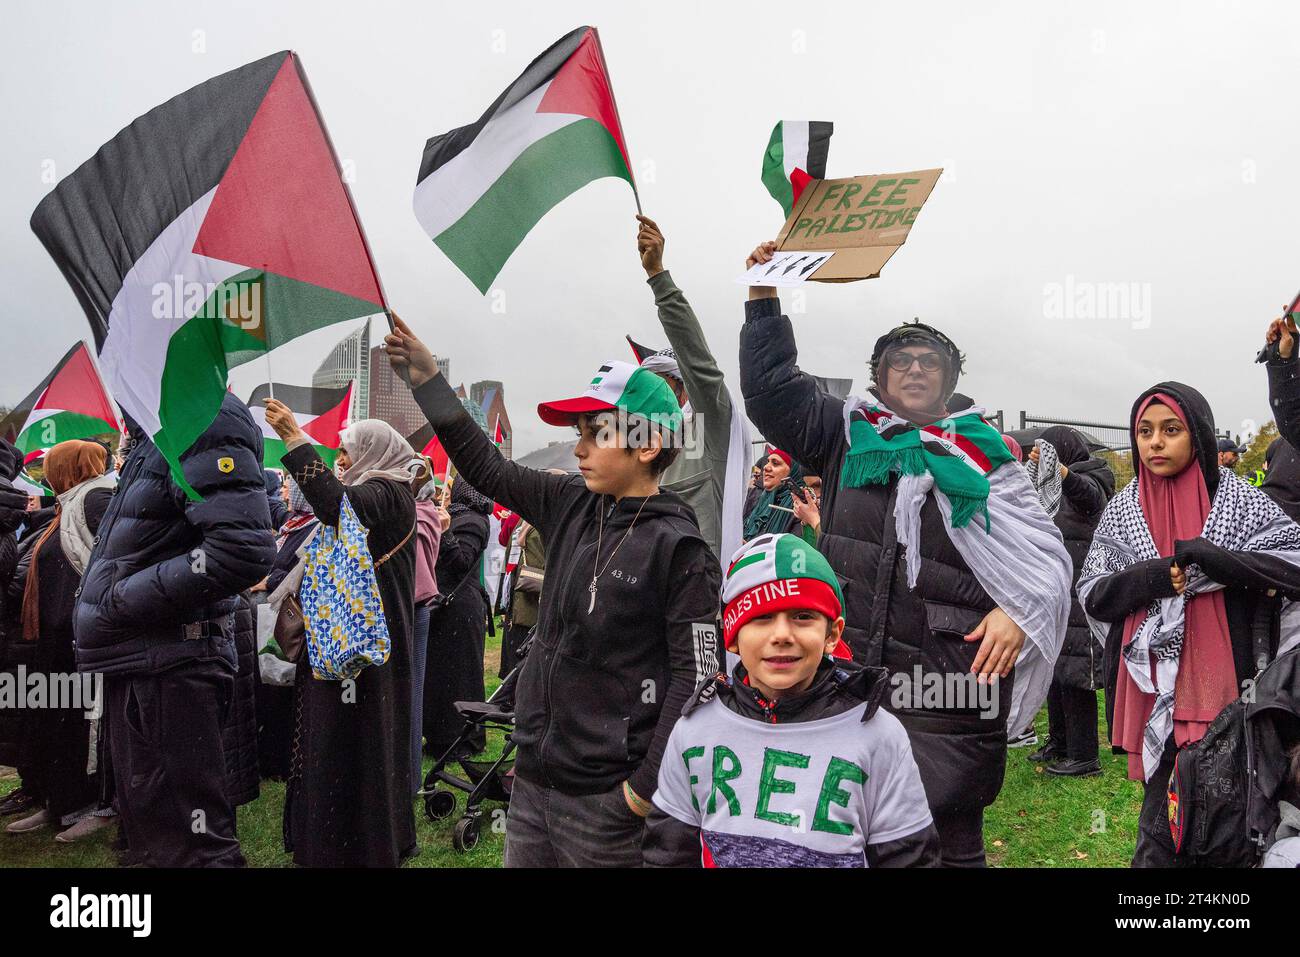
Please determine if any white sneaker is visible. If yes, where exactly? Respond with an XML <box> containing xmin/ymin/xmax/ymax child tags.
<box><xmin>55</xmin><ymin>814</ymin><xmax>114</xmax><ymax>843</ymax></box>
<box><xmin>5</xmin><ymin>807</ymin><xmax>52</xmax><ymax>834</ymax></box>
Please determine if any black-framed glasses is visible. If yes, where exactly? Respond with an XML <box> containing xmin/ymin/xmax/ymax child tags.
<box><xmin>884</xmin><ymin>351</ymin><xmax>944</xmax><ymax>372</ymax></box>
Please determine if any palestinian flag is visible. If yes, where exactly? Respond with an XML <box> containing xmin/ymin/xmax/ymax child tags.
<box><xmin>493</xmin><ymin>415</ymin><xmax>508</xmax><ymax>447</ymax></box>
<box><xmin>246</xmin><ymin>382</ymin><xmax>352</xmax><ymax>470</ymax></box>
<box><xmin>30</xmin><ymin>51</ymin><xmax>387</xmax><ymax>498</ymax></box>
<box><xmin>761</xmin><ymin>121</ymin><xmax>833</xmax><ymax>217</ymax></box>
<box><xmin>414</xmin><ymin>26</ymin><xmax>637</xmax><ymax>293</ymax></box>
<box><xmin>6</xmin><ymin>342</ymin><xmax>121</xmax><ymax>455</ymax></box>
<box><xmin>625</xmin><ymin>335</ymin><xmax>657</xmax><ymax>365</ymax></box>
<box><xmin>405</xmin><ymin>423</ymin><xmax>450</xmax><ymax>481</ymax></box>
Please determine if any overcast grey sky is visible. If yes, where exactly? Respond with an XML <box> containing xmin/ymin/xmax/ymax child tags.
<box><xmin>4</xmin><ymin>0</ymin><xmax>1298</xmax><ymax>457</ymax></box>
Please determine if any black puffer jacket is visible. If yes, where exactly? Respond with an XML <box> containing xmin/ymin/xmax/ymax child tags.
<box><xmin>1036</xmin><ymin>427</ymin><xmax>1114</xmax><ymax>690</ymax></box>
<box><xmin>741</xmin><ymin>298</ymin><xmax>1018</xmax><ymax>818</ymax></box>
<box><xmin>73</xmin><ymin>393</ymin><xmax>277</xmax><ymax>676</ymax></box>
<box><xmin>0</xmin><ymin>439</ymin><xmax>28</xmax><ymax>644</ymax></box>
<box><xmin>221</xmin><ymin>592</ymin><xmax>260</xmax><ymax>806</ymax></box>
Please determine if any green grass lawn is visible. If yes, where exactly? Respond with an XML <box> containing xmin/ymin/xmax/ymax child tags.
<box><xmin>0</xmin><ymin>630</ymin><xmax>1139</xmax><ymax>868</ymax></box>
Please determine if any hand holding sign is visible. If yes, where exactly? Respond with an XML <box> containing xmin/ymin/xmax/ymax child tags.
<box><xmin>745</xmin><ymin>241</ymin><xmax>778</xmax><ymax>301</ymax></box>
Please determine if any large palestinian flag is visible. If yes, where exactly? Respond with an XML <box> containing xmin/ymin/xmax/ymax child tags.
<box><xmin>414</xmin><ymin>26</ymin><xmax>637</xmax><ymax>293</ymax></box>
<box><xmin>2</xmin><ymin>342</ymin><xmax>120</xmax><ymax>454</ymax></box>
<box><xmin>761</xmin><ymin>120</ymin><xmax>833</xmax><ymax>217</ymax></box>
<box><xmin>30</xmin><ymin>51</ymin><xmax>387</xmax><ymax>498</ymax></box>
<box><xmin>246</xmin><ymin>382</ymin><xmax>352</xmax><ymax>470</ymax></box>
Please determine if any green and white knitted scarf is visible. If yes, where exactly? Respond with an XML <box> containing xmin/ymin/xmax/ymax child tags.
<box><xmin>841</xmin><ymin>398</ymin><xmax>1014</xmax><ymax>529</ymax></box>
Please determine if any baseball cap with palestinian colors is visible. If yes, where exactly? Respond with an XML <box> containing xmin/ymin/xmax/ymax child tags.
<box><xmin>537</xmin><ymin>360</ymin><xmax>682</xmax><ymax>431</ymax></box>
<box><xmin>722</xmin><ymin>533</ymin><xmax>847</xmax><ymax>653</ymax></box>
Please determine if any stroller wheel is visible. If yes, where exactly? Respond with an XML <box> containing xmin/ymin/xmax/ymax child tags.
<box><xmin>452</xmin><ymin>816</ymin><xmax>481</xmax><ymax>852</ymax></box>
<box><xmin>424</xmin><ymin>790</ymin><xmax>457</xmax><ymax>822</ymax></box>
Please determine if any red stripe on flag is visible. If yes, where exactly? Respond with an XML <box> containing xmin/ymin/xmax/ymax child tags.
<box><xmin>536</xmin><ymin>28</ymin><xmax>632</xmax><ymax>173</ymax></box>
<box><xmin>921</xmin><ymin>425</ymin><xmax>991</xmax><ymax>472</ymax></box>
<box><xmin>36</xmin><ymin>342</ymin><xmax>120</xmax><ymax>430</ymax></box>
<box><xmin>422</xmin><ymin>434</ymin><xmax>449</xmax><ymax>479</ymax></box>
<box><xmin>193</xmin><ymin>54</ymin><xmax>385</xmax><ymax>306</ymax></box>
<box><xmin>790</xmin><ymin>167</ymin><xmax>813</xmax><ymax>205</ymax></box>
<box><xmin>300</xmin><ymin>382</ymin><xmax>351</xmax><ymax>448</ymax></box>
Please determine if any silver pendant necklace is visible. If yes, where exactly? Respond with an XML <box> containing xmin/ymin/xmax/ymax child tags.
<box><xmin>588</xmin><ymin>496</ymin><xmax>648</xmax><ymax>614</ymax></box>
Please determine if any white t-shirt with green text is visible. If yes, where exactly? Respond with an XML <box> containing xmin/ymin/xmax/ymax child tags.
<box><xmin>653</xmin><ymin>696</ymin><xmax>932</xmax><ymax>867</ymax></box>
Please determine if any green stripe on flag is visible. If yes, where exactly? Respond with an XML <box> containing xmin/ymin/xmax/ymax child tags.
<box><xmin>727</xmin><ymin>551</ymin><xmax>765</xmax><ymax>578</ymax></box>
<box><xmin>263</xmin><ymin>436</ymin><xmax>337</xmax><ymax>471</ymax></box>
<box><xmin>16</xmin><ymin>411</ymin><xmax>118</xmax><ymax>454</ymax></box>
<box><xmin>157</xmin><ymin>311</ymin><xmax>230</xmax><ymax>500</ymax></box>
<box><xmin>433</xmin><ymin>118</ymin><xmax>633</xmax><ymax>294</ymax></box>
<box><xmin>760</xmin><ymin>122</ymin><xmax>794</xmax><ymax>217</ymax></box>
<box><xmin>210</xmin><ymin>269</ymin><xmax>383</xmax><ymax>370</ymax></box>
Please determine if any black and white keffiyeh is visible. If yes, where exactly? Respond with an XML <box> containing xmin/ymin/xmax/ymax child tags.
<box><xmin>1077</xmin><ymin>467</ymin><xmax>1300</xmax><ymax>780</ymax></box>
<box><xmin>1026</xmin><ymin>439</ymin><xmax>1062</xmax><ymax>517</ymax></box>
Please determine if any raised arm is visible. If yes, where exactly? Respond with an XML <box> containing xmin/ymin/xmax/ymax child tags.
<box><xmin>637</xmin><ymin>216</ymin><xmax>730</xmax><ymax>424</ymax></box>
<box><xmin>739</xmin><ymin>242</ymin><xmax>844</xmax><ymax>477</ymax></box>
<box><xmin>1265</xmin><ymin>312</ymin><xmax>1300</xmax><ymax>448</ymax></box>
<box><xmin>385</xmin><ymin>315</ymin><xmax>580</xmax><ymax>532</ymax></box>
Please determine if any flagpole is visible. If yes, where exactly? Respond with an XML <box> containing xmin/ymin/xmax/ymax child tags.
<box><xmin>265</xmin><ymin>352</ymin><xmax>275</xmax><ymax>402</ymax></box>
<box><xmin>589</xmin><ymin>28</ymin><xmax>641</xmax><ymax>215</ymax></box>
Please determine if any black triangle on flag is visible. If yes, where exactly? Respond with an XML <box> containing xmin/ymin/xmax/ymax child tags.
<box><xmin>0</xmin><ymin>342</ymin><xmax>82</xmax><ymax>443</ymax></box>
<box><xmin>625</xmin><ymin>335</ymin><xmax>660</xmax><ymax>365</ymax></box>
<box><xmin>406</xmin><ymin>422</ymin><xmax>435</xmax><ymax>454</ymax></box>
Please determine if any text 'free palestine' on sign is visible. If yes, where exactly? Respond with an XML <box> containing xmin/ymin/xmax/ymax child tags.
<box><xmin>774</xmin><ymin>168</ymin><xmax>942</xmax><ymax>283</ymax></box>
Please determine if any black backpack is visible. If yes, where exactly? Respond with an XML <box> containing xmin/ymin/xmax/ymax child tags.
<box><xmin>1167</xmin><ymin>697</ymin><xmax>1256</xmax><ymax>866</ymax></box>
<box><xmin>1166</xmin><ymin>594</ymin><xmax>1281</xmax><ymax>867</ymax></box>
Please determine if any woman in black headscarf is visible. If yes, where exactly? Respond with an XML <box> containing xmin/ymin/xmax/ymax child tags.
<box><xmin>1025</xmin><ymin>426</ymin><xmax>1115</xmax><ymax>775</ymax></box>
<box><xmin>423</xmin><ymin>476</ymin><xmax>492</xmax><ymax>760</ymax></box>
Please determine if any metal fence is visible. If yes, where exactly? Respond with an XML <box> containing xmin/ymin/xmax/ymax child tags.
<box><xmin>1017</xmin><ymin>412</ymin><xmax>1233</xmax><ymax>451</ymax></box>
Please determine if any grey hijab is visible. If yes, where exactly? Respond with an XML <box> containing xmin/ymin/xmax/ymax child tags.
<box><xmin>338</xmin><ymin>419</ymin><xmax>419</xmax><ymax>486</ymax></box>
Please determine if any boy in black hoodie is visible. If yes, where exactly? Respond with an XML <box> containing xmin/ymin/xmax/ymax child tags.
<box><xmin>386</xmin><ymin>318</ymin><xmax>722</xmax><ymax>867</ymax></box>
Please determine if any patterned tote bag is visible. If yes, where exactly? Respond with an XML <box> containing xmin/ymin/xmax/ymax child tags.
<box><xmin>299</xmin><ymin>495</ymin><xmax>391</xmax><ymax>681</ymax></box>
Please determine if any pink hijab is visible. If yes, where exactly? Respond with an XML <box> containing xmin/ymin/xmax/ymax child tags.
<box><xmin>1114</xmin><ymin>393</ymin><xmax>1239</xmax><ymax>780</ymax></box>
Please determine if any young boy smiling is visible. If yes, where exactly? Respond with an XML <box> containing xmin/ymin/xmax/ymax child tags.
<box><xmin>643</xmin><ymin>532</ymin><xmax>940</xmax><ymax>867</ymax></box>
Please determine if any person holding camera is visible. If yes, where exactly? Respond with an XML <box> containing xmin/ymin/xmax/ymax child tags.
<box><xmin>742</xmin><ymin>447</ymin><xmax>803</xmax><ymax>540</ymax></box>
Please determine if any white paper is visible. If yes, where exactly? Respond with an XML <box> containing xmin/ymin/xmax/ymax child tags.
<box><xmin>735</xmin><ymin>250</ymin><xmax>835</xmax><ymax>287</ymax></box>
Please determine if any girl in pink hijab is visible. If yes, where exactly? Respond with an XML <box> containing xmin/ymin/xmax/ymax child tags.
<box><xmin>1078</xmin><ymin>381</ymin><xmax>1300</xmax><ymax>866</ymax></box>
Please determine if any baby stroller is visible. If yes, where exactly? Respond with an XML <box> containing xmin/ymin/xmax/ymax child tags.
<box><xmin>420</xmin><ymin>629</ymin><xmax>534</xmax><ymax>851</ymax></box>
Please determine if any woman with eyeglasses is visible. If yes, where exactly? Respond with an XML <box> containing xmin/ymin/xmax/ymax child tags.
<box><xmin>738</xmin><ymin>240</ymin><xmax>1072</xmax><ymax>867</ymax></box>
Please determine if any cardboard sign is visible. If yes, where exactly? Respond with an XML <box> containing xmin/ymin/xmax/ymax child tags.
<box><xmin>775</xmin><ymin>168</ymin><xmax>942</xmax><ymax>282</ymax></box>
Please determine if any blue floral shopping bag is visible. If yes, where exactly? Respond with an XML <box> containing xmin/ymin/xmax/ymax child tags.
<box><xmin>299</xmin><ymin>495</ymin><xmax>390</xmax><ymax>680</ymax></box>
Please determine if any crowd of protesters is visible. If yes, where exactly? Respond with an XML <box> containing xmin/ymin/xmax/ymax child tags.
<box><xmin>1</xmin><ymin>218</ymin><xmax>1299</xmax><ymax>869</ymax></box>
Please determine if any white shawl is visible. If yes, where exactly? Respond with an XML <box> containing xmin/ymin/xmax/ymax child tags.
<box><xmin>843</xmin><ymin>396</ymin><xmax>1072</xmax><ymax>734</ymax></box>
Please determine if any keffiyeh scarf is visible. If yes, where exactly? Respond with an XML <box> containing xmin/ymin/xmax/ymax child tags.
<box><xmin>1078</xmin><ymin>469</ymin><xmax>1300</xmax><ymax>780</ymax></box>
<box><xmin>841</xmin><ymin>397</ymin><xmax>1014</xmax><ymax>530</ymax></box>
<box><xmin>1026</xmin><ymin>439</ymin><xmax>1063</xmax><ymax>517</ymax></box>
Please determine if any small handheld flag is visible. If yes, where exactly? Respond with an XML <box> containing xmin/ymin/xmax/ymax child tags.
<box><xmin>761</xmin><ymin>121</ymin><xmax>833</xmax><ymax>217</ymax></box>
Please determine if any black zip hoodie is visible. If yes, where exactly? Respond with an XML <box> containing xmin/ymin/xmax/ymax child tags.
<box><xmin>642</xmin><ymin>657</ymin><xmax>942</xmax><ymax>866</ymax></box>
<box><xmin>410</xmin><ymin>375</ymin><xmax>722</xmax><ymax>799</ymax></box>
